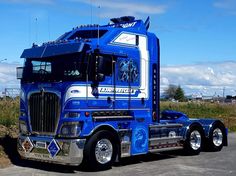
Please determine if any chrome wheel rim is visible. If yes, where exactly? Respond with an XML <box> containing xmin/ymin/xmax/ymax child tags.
<box><xmin>190</xmin><ymin>130</ymin><xmax>201</xmax><ymax>150</ymax></box>
<box><xmin>213</xmin><ymin>128</ymin><xmax>223</xmax><ymax>147</ymax></box>
<box><xmin>95</xmin><ymin>139</ymin><xmax>113</xmax><ymax>164</ymax></box>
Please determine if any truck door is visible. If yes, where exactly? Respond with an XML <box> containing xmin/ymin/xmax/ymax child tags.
<box><xmin>115</xmin><ymin>35</ymin><xmax>149</xmax><ymax>110</ymax></box>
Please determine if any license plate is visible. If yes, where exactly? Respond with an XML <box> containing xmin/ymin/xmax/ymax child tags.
<box><xmin>35</xmin><ymin>141</ymin><xmax>47</xmax><ymax>149</ymax></box>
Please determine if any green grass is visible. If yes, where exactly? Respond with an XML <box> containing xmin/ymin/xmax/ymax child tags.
<box><xmin>160</xmin><ymin>101</ymin><xmax>236</xmax><ymax>131</ymax></box>
<box><xmin>0</xmin><ymin>98</ymin><xmax>19</xmax><ymax>127</ymax></box>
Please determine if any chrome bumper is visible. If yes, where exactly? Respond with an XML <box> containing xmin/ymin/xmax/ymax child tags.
<box><xmin>17</xmin><ymin>135</ymin><xmax>86</xmax><ymax>166</ymax></box>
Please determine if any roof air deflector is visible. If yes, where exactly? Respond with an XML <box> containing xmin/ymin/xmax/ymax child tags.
<box><xmin>110</xmin><ymin>16</ymin><xmax>135</xmax><ymax>24</ymax></box>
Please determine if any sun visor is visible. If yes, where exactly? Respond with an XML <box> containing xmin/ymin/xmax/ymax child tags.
<box><xmin>21</xmin><ymin>42</ymin><xmax>85</xmax><ymax>58</ymax></box>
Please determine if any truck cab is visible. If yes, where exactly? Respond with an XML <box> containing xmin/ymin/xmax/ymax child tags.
<box><xmin>17</xmin><ymin>16</ymin><xmax>227</xmax><ymax>170</ymax></box>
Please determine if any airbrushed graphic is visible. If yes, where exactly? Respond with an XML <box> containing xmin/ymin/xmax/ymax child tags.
<box><xmin>118</xmin><ymin>60</ymin><xmax>139</xmax><ymax>83</ymax></box>
<box><xmin>132</xmin><ymin>126</ymin><xmax>148</xmax><ymax>154</ymax></box>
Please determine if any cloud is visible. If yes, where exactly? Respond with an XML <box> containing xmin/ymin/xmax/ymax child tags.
<box><xmin>213</xmin><ymin>0</ymin><xmax>236</xmax><ymax>15</ymax></box>
<box><xmin>0</xmin><ymin>0</ymin><xmax>54</xmax><ymax>5</ymax></box>
<box><xmin>161</xmin><ymin>61</ymin><xmax>236</xmax><ymax>96</ymax></box>
<box><xmin>214</xmin><ymin>0</ymin><xmax>236</xmax><ymax>9</ymax></box>
<box><xmin>0</xmin><ymin>63</ymin><xmax>20</xmax><ymax>93</ymax></box>
<box><xmin>71</xmin><ymin>0</ymin><xmax>168</xmax><ymax>18</ymax></box>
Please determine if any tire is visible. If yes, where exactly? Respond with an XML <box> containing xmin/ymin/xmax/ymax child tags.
<box><xmin>184</xmin><ymin>125</ymin><xmax>203</xmax><ymax>155</ymax></box>
<box><xmin>83</xmin><ymin>130</ymin><xmax>118</xmax><ymax>170</ymax></box>
<box><xmin>206</xmin><ymin>123</ymin><xmax>225</xmax><ymax>152</ymax></box>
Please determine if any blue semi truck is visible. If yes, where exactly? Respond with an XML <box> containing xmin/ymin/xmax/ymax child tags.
<box><xmin>17</xmin><ymin>16</ymin><xmax>227</xmax><ymax>170</ymax></box>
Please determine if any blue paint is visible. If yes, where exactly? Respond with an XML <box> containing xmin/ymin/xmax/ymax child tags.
<box><xmin>131</xmin><ymin>126</ymin><xmax>148</xmax><ymax>154</ymax></box>
<box><xmin>47</xmin><ymin>140</ymin><xmax>60</xmax><ymax>158</ymax></box>
<box><xmin>18</xmin><ymin>16</ymin><xmax>227</xmax><ymax>160</ymax></box>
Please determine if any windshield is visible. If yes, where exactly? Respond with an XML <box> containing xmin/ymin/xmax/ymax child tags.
<box><xmin>21</xmin><ymin>54</ymin><xmax>89</xmax><ymax>83</ymax></box>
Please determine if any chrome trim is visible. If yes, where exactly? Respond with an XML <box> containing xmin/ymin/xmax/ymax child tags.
<box><xmin>18</xmin><ymin>135</ymin><xmax>85</xmax><ymax>166</ymax></box>
<box><xmin>95</xmin><ymin>139</ymin><xmax>113</xmax><ymax>164</ymax></box>
<box><xmin>27</xmin><ymin>90</ymin><xmax>61</xmax><ymax>134</ymax></box>
<box><xmin>87</xmin><ymin>124</ymin><xmax>117</xmax><ymax>136</ymax></box>
<box><xmin>120</xmin><ymin>141</ymin><xmax>131</xmax><ymax>157</ymax></box>
<box><xmin>213</xmin><ymin>128</ymin><xmax>223</xmax><ymax>147</ymax></box>
<box><xmin>28</xmin><ymin>91</ymin><xmax>61</xmax><ymax>136</ymax></box>
<box><xmin>190</xmin><ymin>130</ymin><xmax>201</xmax><ymax>150</ymax></box>
<box><xmin>93</xmin><ymin>115</ymin><xmax>133</xmax><ymax>120</ymax></box>
<box><xmin>118</xmin><ymin>129</ymin><xmax>132</xmax><ymax>158</ymax></box>
<box><xmin>149</xmin><ymin>146</ymin><xmax>183</xmax><ymax>153</ymax></box>
<box><xmin>118</xmin><ymin>129</ymin><xmax>132</xmax><ymax>132</ymax></box>
<box><xmin>148</xmin><ymin>133</ymin><xmax>183</xmax><ymax>153</ymax></box>
<box><xmin>64</xmin><ymin>107</ymin><xmax>151</xmax><ymax>111</ymax></box>
<box><xmin>27</xmin><ymin>89</ymin><xmax>61</xmax><ymax>101</ymax></box>
<box><xmin>149</xmin><ymin>136</ymin><xmax>183</xmax><ymax>142</ymax></box>
<box><xmin>149</xmin><ymin>136</ymin><xmax>183</xmax><ymax>147</ymax></box>
<box><xmin>149</xmin><ymin>124</ymin><xmax>183</xmax><ymax>128</ymax></box>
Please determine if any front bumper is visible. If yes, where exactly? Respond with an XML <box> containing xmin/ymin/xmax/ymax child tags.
<box><xmin>17</xmin><ymin>135</ymin><xmax>86</xmax><ymax>166</ymax></box>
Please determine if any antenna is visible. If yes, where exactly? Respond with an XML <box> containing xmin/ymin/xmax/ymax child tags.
<box><xmin>90</xmin><ymin>0</ymin><xmax>93</xmax><ymax>38</ymax></box>
<box><xmin>35</xmin><ymin>18</ymin><xmax>38</xmax><ymax>44</ymax></box>
<box><xmin>97</xmin><ymin>5</ymin><xmax>101</xmax><ymax>47</ymax></box>
<box><xmin>28</xmin><ymin>13</ymin><xmax>31</xmax><ymax>46</ymax></box>
<box><xmin>48</xmin><ymin>15</ymin><xmax>51</xmax><ymax>41</ymax></box>
<box><xmin>90</xmin><ymin>0</ymin><xmax>93</xmax><ymax>24</ymax></box>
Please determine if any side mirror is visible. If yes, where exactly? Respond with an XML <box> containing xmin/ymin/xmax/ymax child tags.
<box><xmin>95</xmin><ymin>55</ymin><xmax>112</xmax><ymax>82</ymax></box>
<box><xmin>16</xmin><ymin>67</ymin><xmax>23</xmax><ymax>79</ymax></box>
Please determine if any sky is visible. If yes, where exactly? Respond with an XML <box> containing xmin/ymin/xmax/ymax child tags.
<box><xmin>0</xmin><ymin>0</ymin><xmax>236</xmax><ymax>96</ymax></box>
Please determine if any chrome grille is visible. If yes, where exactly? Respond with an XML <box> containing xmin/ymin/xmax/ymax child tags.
<box><xmin>29</xmin><ymin>92</ymin><xmax>60</xmax><ymax>134</ymax></box>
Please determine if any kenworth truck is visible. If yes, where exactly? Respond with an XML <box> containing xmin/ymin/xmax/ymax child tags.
<box><xmin>17</xmin><ymin>16</ymin><xmax>227</xmax><ymax>170</ymax></box>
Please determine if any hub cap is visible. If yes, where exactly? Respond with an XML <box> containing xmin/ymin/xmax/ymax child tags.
<box><xmin>95</xmin><ymin>139</ymin><xmax>113</xmax><ymax>164</ymax></box>
<box><xmin>213</xmin><ymin>128</ymin><xmax>223</xmax><ymax>147</ymax></box>
<box><xmin>190</xmin><ymin>130</ymin><xmax>201</xmax><ymax>150</ymax></box>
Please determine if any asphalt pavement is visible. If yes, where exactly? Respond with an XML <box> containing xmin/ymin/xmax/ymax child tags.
<box><xmin>0</xmin><ymin>133</ymin><xmax>235</xmax><ymax>176</ymax></box>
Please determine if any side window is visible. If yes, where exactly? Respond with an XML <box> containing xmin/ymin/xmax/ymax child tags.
<box><xmin>117</xmin><ymin>59</ymin><xmax>139</xmax><ymax>85</ymax></box>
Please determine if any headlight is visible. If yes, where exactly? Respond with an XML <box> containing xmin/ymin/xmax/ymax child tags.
<box><xmin>19</xmin><ymin>121</ymin><xmax>28</xmax><ymax>134</ymax></box>
<box><xmin>64</xmin><ymin>112</ymin><xmax>80</xmax><ymax>118</ymax></box>
<box><xmin>60</xmin><ymin>122</ymin><xmax>82</xmax><ymax>137</ymax></box>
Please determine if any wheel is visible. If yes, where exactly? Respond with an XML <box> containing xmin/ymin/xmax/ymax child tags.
<box><xmin>184</xmin><ymin>125</ymin><xmax>203</xmax><ymax>155</ymax></box>
<box><xmin>206</xmin><ymin>123</ymin><xmax>225</xmax><ymax>152</ymax></box>
<box><xmin>83</xmin><ymin>130</ymin><xmax>118</xmax><ymax>170</ymax></box>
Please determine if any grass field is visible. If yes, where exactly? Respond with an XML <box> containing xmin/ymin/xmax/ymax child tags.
<box><xmin>0</xmin><ymin>98</ymin><xmax>19</xmax><ymax>128</ymax></box>
<box><xmin>0</xmin><ymin>99</ymin><xmax>236</xmax><ymax>131</ymax></box>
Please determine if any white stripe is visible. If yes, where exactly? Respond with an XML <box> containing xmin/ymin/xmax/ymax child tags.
<box><xmin>138</xmin><ymin>35</ymin><xmax>149</xmax><ymax>99</ymax></box>
<box><xmin>65</xmin><ymin>34</ymin><xmax>149</xmax><ymax>102</ymax></box>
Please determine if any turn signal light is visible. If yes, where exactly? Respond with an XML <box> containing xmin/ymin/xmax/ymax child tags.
<box><xmin>85</xmin><ymin>112</ymin><xmax>90</xmax><ymax>117</ymax></box>
<box><xmin>152</xmin><ymin>111</ymin><xmax>157</xmax><ymax>121</ymax></box>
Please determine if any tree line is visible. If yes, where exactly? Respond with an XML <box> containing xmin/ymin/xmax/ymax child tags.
<box><xmin>163</xmin><ymin>84</ymin><xmax>186</xmax><ymax>102</ymax></box>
